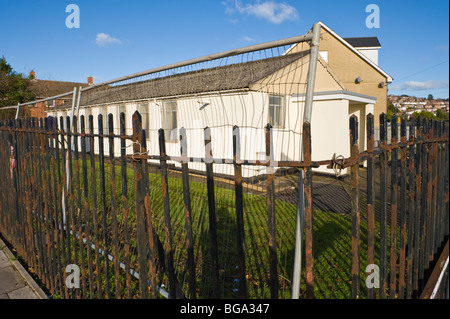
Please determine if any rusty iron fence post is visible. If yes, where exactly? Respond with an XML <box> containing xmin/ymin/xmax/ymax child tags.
<box><xmin>177</xmin><ymin>127</ymin><xmax>195</xmax><ymax>298</ymax></box>
<box><xmin>390</xmin><ymin>114</ymin><xmax>399</xmax><ymax>299</ymax></box>
<box><xmin>419</xmin><ymin>118</ymin><xmax>429</xmax><ymax>289</ymax></box>
<box><xmin>265</xmin><ymin>123</ymin><xmax>278</xmax><ymax>299</ymax></box>
<box><xmin>398</xmin><ymin>116</ymin><xmax>407</xmax><ymax>299</ymax></box>
<box><xmin>379</xmin><ymin>113</ymin><xmax>388</xmax><ymax>299</ymax></box>
<box><xmin>131</xmin><ymin>111</ymin><xmax>160</xmax><ymax>299</ymax></box>
<box><xmin>73</xmin><ymin>115</ymin><xmax>85</xmax><ymax>298</ymax></box>
<box><xmin>436</xmin><ymin>121</ymin><xmax>444</xmax><ymax>251</ymax></box>
<box><xmin>179</xmin><ymin>127</ymin><xmax>196</xmax><ymax>299</ymax></box>
<box><xmin>158</xmin><ymin>128</ymin><xmax>177</xmax><ymax>299</ymax></box>
<box><xmin>119</xmin><ymin>112</ymin><xmax>133</xmax><ymax>299</ymax></box>
<box><xmin>132</xmin><ymin>111</ymin><xmax>149</xmax><ymax>299</ymax></box>
<box><xmin>80</xmin><ymin>115</ymin><xmax>95</xmax><ymax>298</ymax></box>
<box><xmin>232</xmin><ymin>125</ymin><xmax>247</xmax><ymax>299</ymax></box>
<box><xmin>13</xmin><ymin>119</ymin><xmax>21</xmax><ymax>262</ymax></box>
<box><xmin>413</xmin><ymin>117</ymin><xmax>423</xmax><ymax>295</ymax></box>
<box><xmin>108</xmin><ymin>113</ymin><xmax>121</xmax><ymax>299</ymax></box>
<box><xmin>302</xmin><ymin>121</ymin><xmax>314</xmax><ymax>299</ymax></box>
<box><xmin>98</xmin><ymin>114</ymin><xmax>112</xmax><ymax>298</ymax></box>
<box><xmin>406</xmin><ymin>116</ymin><xmax>416</xmax><ymax>299</ymax></box>
<box><xmin>366</xmin><ymin>113</ymin><xmax>375</xmax><ymax>299</ymax></box>
<box><xmin>88</xmin><ymin>114</ymin><xmax>102</xmax><ymax>297</ymax></box>
<box><xmin>443</xmin><ymin>122</ymin><xmax>449</xmax><ymax>245</ymax></box>
<box><xmin>41</xmin><ymin>117</ymin><xmax>52</xmax><ymax>292</ymax></box>
<box><xmin>425</xmin><ymin>119</ymin><xmax>434</xmax><ymax>267</ymax></box>
<box><xmin>204</xmin><ymin>126</ymin><xmax>220</xmax><ymax>299</ymax></box>
<box><xmin>349</xmin><ymin>115</ymin><xmax>360</xmax><ymax>299</ymax></box>
<box><xmin>430</xmin><ymin>121</ymin><xmax>438</xmax><ymax>262</ymax></box>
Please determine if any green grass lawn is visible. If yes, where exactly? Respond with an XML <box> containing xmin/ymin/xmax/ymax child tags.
<box><xmin>49</xmin><ymin>158</ymin><xmax>394</xmax><ymax>299</ymax></box>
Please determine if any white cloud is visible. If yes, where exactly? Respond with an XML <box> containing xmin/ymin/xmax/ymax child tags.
<box><xmin>224</xmin><ymin>0</ymin><xmax>299</xmax><ymax>24</ymax></box>
<box><xmin>393</xmin><ymin>80</ymin><xmax>449</xmax><ymax>91</ymax></box>
<box><xmin>95</xmin><ymin>33</ymin><xmax>121</xmax><ymax>47</ymax></box>
<box><xmin>242</xmin><ymin>36</ymin><xmax>256</xmax><ymax>42</ymax></box>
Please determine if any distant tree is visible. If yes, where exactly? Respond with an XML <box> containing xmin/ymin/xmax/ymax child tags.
<box><xmin>0</xmin><ymin>55</ymin><xmax>35</xmax><ymax>108</ymax></box>
<box><xmin>412</xmin><ymin>110</ymin><xmax>436</xmax><ymax>120</ymax></box>
<box><xmin>427</xmin><ymin>94</ymin><xmax>434</xmax><ymax>101</ymax></box>
<box><xmin>0</xmin><ymin>56</ymin><xmax>13</xmax><ymax>74</ymax></box>
<box><xmin>436</xmin><ymin>109</ymin><xmax>449</xmax><ymax>121</ymax></box>
<box><xmin>386</xmin><ymin>103</ymin><xmax>399</xmax><ymax>122</ymax></box>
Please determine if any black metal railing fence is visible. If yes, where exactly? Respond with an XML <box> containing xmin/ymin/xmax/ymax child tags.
<box><xmin>0</xmin><ymin>112</ymin><xmax>448</xmax><ymax>299</ymax></box>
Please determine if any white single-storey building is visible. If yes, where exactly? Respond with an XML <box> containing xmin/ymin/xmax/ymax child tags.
<box><xmin>47</xmin><ymin>23</ymin><xmax>391</xmax><ymax>177</ymax></box>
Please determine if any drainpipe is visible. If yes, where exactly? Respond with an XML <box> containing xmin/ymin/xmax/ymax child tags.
<box><xmin>292</xmin><ymin>22</ymin><xmax>321</xmax><ymax>299</ymax></box>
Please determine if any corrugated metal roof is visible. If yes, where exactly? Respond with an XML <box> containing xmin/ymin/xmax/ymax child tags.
<box><xmin>79</xmin><ymin>50</ymin><xmax>308</xmax><ymax>106</ymax></box>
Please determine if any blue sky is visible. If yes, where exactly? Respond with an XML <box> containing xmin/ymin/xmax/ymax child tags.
<box><xmin>0</xmin><ymin>0</ymin><xmax>448</xmax><ymax>98</ymax></box>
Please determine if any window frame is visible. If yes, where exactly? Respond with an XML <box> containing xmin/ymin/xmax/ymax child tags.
<box><xmin>268</xmin><ymin>94</ymin><xmax>285</xmax><ymax>128</ymax></box>
<box><xmin>162</xmin><ymin>100</ymin><xmax>178</xmax><ymax>142</ymax></box>
<box><xmin>137</xmin><ymin>102</ymin><xmax>150</xmax><ymax>141</ymax></box>
<box><xmin>116</xmin><ymin>104</ymin><xmax>127</xmax><ymax>135</ymax></box>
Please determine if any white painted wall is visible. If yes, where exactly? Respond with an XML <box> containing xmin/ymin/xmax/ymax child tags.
<box><xmin>356</xmin><ymin>48</ymin><xmax>379</xmax><ymax>66</ymax></box>
<box><xmin>48</xmin><ymin>91</ymin><xmax>361</xmax><ymax>177</ymax></box>
<box><xmin>309</xmin><ymin>99</ymin><xmax>350</xmax><ymax>174</ymax></box>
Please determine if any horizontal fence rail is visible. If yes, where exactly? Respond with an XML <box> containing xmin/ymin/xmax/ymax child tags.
<box><xmin>0</xmin><ymin>112</ymin><xmax>448</xmax><ymax>299</ymax></box>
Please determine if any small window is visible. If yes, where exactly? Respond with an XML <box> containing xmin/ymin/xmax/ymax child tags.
<box><xmin>269</xmin><ymin>95</ymin><xmax>285</xmax><ymax>128</ymax></box>
<box><xmin>164</xmin><ymin>100</ymin><xmax>178</xmax><ymax>141</ymax></box>
<box><xmin>138</xmin><ymin>102</ymin><xmax>150</xmax><ymax>140</ymax></box>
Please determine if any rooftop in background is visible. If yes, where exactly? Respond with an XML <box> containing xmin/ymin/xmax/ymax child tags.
<box><xmin>343</xmin><ymin>37</ymin><xmax>381</xmax><ymax>48</ymax></box>
<box><xmin>28</xmin><ymin>79</ymin><xmax>89</xmax><ymax>99</ymax></box>
<box><xmin>339</xmin><ymin>35</ymin><xmax>382</xmax><ymax>67</ymax></box>
<box><xmin>23</xmin><ymin>72</ymin><xmax>92</xmax><ymax>118</ymax></box>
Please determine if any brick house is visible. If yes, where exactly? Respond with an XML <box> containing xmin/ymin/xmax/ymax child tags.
<box><xmin>27</xmin><ymin>71</ymin><xmax>91</xmax><ymax>118</ymax></box>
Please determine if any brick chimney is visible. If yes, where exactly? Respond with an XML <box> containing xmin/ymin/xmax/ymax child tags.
<box><xmin>29</xmin><ymin>70</ymin><xmax>35</xmax><ymax>80</ymax></box>
<box><xmin>88</xmin><ymin>76</ymin><xmax>93</xmax><ymax>85</ymax></box>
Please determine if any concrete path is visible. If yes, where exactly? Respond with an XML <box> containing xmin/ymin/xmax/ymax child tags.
<box><xmin>0</xmin><ymin>238</ymin><xmax>47</xmax><ymax>299</ymax></box>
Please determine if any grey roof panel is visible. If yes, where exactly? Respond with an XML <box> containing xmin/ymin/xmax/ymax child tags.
<box><xmin>80</xmin><ymin>51</ymin><xmax>308</xmax><ymax>106</ymax></box>
<box><xmin>343</xmin><ymin>37</ymin><xmax>381</xmax><ymax>48</ymax></box>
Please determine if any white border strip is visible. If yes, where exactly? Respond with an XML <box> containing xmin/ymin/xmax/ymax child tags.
<box><xmin>431</xmin><ymin>256</ymin><xmax>449</xmax><ymax>299</ymax></box>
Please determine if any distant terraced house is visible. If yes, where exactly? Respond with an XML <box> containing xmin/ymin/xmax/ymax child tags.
<box><xmin>26</xmin><ymin>71</ymin><xmax>90</xmax><ymax>118</ymax></box>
